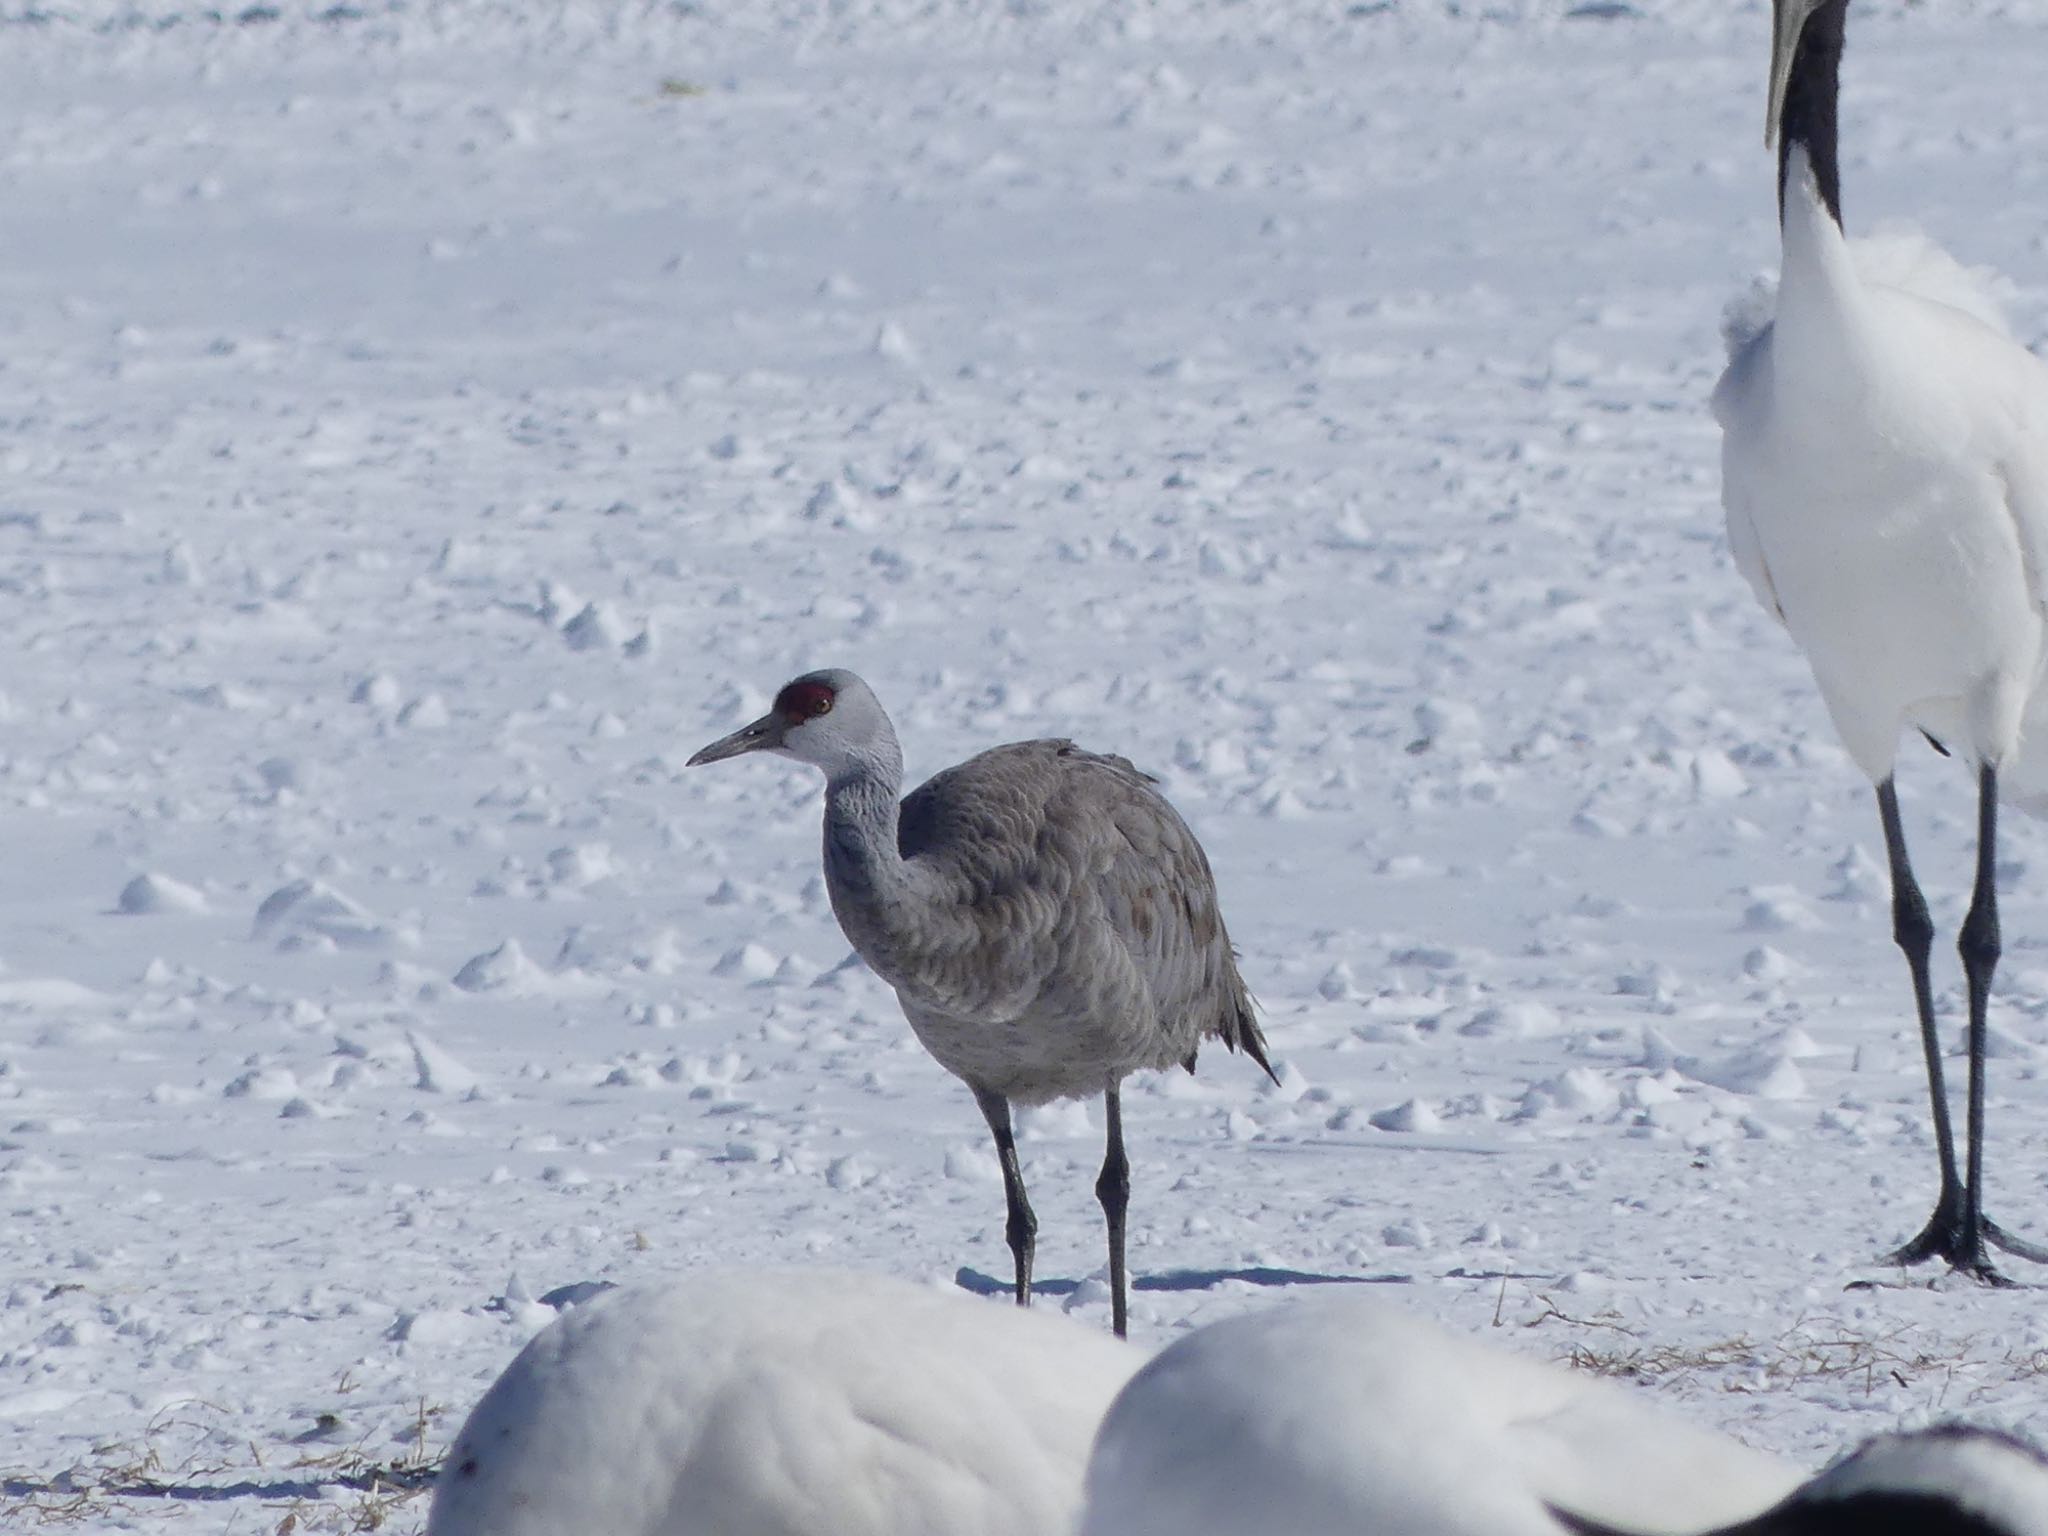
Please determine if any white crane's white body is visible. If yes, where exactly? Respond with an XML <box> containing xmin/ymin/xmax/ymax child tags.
<box><xmin>1079</xmin><ymin>1292</ymin><xmax>1801</xmax><ymax>1536</ymax></box>
<box><xmin>426</xmin><ymin>1271</ymin><xmax>1140</xmax><ymax>1536</ymax></box>
<box><xmin>1711</xmin><ymin>0</ymin><xmax>2048</xmax><ymax>1277</ymax></box>
<box><xmin>1716</xmin><ymin>149</ymin><xmax>2048</xmax><ymax>792</ymax></box>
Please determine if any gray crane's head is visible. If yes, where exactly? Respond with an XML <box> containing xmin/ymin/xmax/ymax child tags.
<box><xmin>687</xmin><ymin>669</ymin><xmax>895</xmax><ymax>781</ymax></box>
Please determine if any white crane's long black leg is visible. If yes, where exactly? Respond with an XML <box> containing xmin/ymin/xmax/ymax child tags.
<box><xmin>1877</xmin><ymin>777</ymin><xmax>1968</xmax><ymax>1268</ymax></box>
<box><xmin>1957</xmin><ymin>765</ymin><xmax>2048</xmax><ymax>1275</ymax></box>
<box><xmin>973</xmin><ymin>1086</ymin><xmax>1037</xmax><ymax>1307</ymax></box>
<box><xmin>1097</xmin><ymin>1086</ymin><xmax>1131</xmax><ymax>1339</ymax></box>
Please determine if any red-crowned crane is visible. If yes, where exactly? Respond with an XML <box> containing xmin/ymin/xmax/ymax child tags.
<box><xmin>1715</xmin><ymin>0</ymin><xmax>2048</xmax><ymax>1281</ymax></box>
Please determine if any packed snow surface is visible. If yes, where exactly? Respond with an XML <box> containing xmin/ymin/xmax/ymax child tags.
<box><xmin>425</xmin><ymin>1270</ymin><xmax>1138</xmax><ymax>1536</ymax></box>
<box><xmin>10</xmin><ymin>0</ymin><xmax>2048</xmax><ymax>1531</ymax></box>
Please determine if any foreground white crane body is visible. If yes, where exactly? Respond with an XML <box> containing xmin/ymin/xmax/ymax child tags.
<box><xmin>688</xmin><ymin>670</ymin><xmax>1276</xmax><ymax>1335</ymax></box>
<box><xmin>1078</xmin><ymin>1292</ymin><xmax>1802</xmax><ymax>1536</ymax></box>
<box><xmin>1082</xmin><ymin>1295</ymin><xmax>2048</xmax><ymax>1536</ymax></box>
<box><xmin>1714</xmin><ymin>0</ymin><xmax>2048</xmax><ymax>1277</ymax></box>
<box><xmin>425</xmin><ymin>1271</ymin><xmax>1140</xmax><ymax>1536</ymax></box>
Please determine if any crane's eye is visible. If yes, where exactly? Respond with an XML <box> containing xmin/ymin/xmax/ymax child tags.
<box><xmin>775</xmin><ymin>680</ymin><xmax>836</xmax><ymax>722</ymax></box>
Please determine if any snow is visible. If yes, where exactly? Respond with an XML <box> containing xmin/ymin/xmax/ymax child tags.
<box><xmin>7</xmin><ymin>1</ymin><xmax>2048</xmax><ymax>1532</ymax></box>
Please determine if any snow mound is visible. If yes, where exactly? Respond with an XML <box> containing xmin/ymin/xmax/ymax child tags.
<box><xmin>252</xmin><ymin>879</ymin><xmax>392</xmax><ymax>950</ymax></box>
<box><xmin>0</xmin><ymin>976</ymin><xmax>104</xmax><ymax>1010</ymax></box>
<box><xmin>116</xmin><ymin>872</ymin><xmax>209</xmax><ymax>916</ymax></box>
<box><xmin>426</xmin><ymin>1270</ymin><xmax>1139</xmax><ymax>1536</ymax></box>
<box><xmin>1677</xmin><ymin>1048</ymin><xmax>1808</xmax><ymax>1100</ymax></box>
<box><xmin>1368</xmin><ymin>1097</ymin><xmax>1442</xmax><ymax>1133</ymax></box>
<box><xmin>410</xmin><ymin>1030</ymin><xmax>481</xmax><ymax>1095</ymax></box>
<box><xmin>451</xmin><ymin>938</ymin><xmax>603</xmax><ymax>996</ymax></box>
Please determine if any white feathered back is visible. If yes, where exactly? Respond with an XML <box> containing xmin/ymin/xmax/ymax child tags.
<box><xmin>1723</xmin><ymin>222</ymin><xmax>2017</xmax><ymax>362</ymax></box>
<box><xmin>427</xmin><ymin>1271</ymin><xmax>1141</xmax><ymax>1536</ymax></box>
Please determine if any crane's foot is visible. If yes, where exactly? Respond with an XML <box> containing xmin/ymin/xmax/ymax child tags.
<box><xmin>1884</xmin><ymin>1194</ymin><xmax>2047</xmax><ymax>1282</ymax></box>
<box><xmin>1982</xmin><ymin>1216</ymin><xmax>2048</xmax><ymax>1266</ymax></box>
<box><xmin>1884</xmin><ymin>1184</ymin><xmax>1964</xmax><ymax>1268</ymax></box>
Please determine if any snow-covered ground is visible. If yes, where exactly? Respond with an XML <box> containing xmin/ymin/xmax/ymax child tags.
<box><xmin>8</xmin><ymin>1</ymin><xmax>2048</xmax><ymax>1529</ymax></box>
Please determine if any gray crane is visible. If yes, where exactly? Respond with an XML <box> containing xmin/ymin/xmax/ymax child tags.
<box><xmin>689</xmin><ymin>668</ymin><xmax>1277</xmax><ymax>1338</ymax></box>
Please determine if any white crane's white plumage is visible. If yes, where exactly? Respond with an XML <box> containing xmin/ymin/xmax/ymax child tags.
<box><xmin>1717</xmin><ymin>172</ymin><xmax>2048</xmax><ymax>789</ymax></box>
<box><xmin>688</xmin><ymin>669</ymin><xmax>1276</xmax><ymax>1336</ymax></box>
<box><xmin>1077</xmin><ymin>1291</ymin><xmax>1802</xmax><ymax>1536</ymax></box>
<box><xmin>425</xmin><ymin>1270</ymin><xmax>1140</xmax><ymax>1536</ymax></box>
<box><xmin>1714</xmin><ymin>0</ymin><xmax>2048</xmax><ymax>1278</ymax></box>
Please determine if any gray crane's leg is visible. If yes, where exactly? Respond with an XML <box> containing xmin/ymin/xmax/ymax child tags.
<box><xmin>1097</xmin><ymin>1088</ymin><xmax>1131</xmax><ymax>1339</ymax></box>
<box><xmin>1956</xmin><ymin>766</ymin><xmax>2048</xmax><ymax>1276</ymax></box>
<box><xmin>973</xmin><ymin>1086</ymin><xmax>1037</xmax><ymax>1308</ymax></box>
<box><xmin>1876</xmin><ymin>778</ymin><xmax>1967</xmax><ymax>1268</ymax></box>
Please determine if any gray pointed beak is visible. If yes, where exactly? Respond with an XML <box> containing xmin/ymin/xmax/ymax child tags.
<box><xmin>687</xmin><ymin>712</ymin><xmax>782</xmax><ymax>767</ymax></box>
<box><xmin>1764</xmin><ymin>0</ymin><xmax>1805</xmax><ymax>147</ymax></box>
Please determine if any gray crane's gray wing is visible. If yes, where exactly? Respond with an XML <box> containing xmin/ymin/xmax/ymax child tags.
<box><xmin>889</xmin><ymin>740</ymin><xmax>1099</xmax><ymax>1026</ymax></box>
<box><xmin>1065</xmin><ymin>747</ymin><xmax>1275</xmax><ymax>1082</ymax></box>
<box><xmin>898</xmin><ymin>741</ymin><xmax>1273</xmax><ymax>1081</ymax></box>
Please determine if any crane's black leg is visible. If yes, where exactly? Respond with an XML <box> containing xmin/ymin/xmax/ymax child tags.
<box><xmin>1097</xmin><ymin>1087</ymin><xmax>1132</xmax><ymax>1339</ymax></box>
<box><xmin>1876</xmin><ymin>777</ymin><xmax>1967</xmax><ymax>1267</ymax></box>
<box><xmin>1957</xmin><ymin>765</ymin><xmax>2048</xmax><ymax>1275</ymax></box>
<box><xmin>973</xmin><ymin>1086</ymin><xmax>1037</xmax><ymax>1307</ymax></box>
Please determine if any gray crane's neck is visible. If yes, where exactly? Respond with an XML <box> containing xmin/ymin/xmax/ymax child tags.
<box><xmin>819</xmin><ymin>745</ymin><xmax>926</xmax><ymax>971</ymax></box>
<box><xmin>823</xmin><ymin>756</ymin><xmax>903</xmax><ymax>872</ymax></box>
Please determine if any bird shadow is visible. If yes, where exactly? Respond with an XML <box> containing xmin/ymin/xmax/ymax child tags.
<box><xmin>954</xmin><ymin>1264</ymin><xmax>1413</xmax><ymax>1298</ymax></box>
<box><xmin>0</xmin><ymin>1467</ymin><xmax>437</xmax><ymax>1504</ymax></box>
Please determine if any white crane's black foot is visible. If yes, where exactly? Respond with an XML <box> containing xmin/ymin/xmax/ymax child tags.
<box><xmin>1885</xmin><ymin>1192</ymin><xmax>2046</xmax><ymax>1283</ymax></box>
<box><xmin>1884</xmin><ymin>1181</ymin><xmax>1965</xmax><ymax>1268</ymax></box>
<box><xmin>1981</xmin><ymin>1217</ymin><xmax>2048</xmax><ymax>1266</ymax></box>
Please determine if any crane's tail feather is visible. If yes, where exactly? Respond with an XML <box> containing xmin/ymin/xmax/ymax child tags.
<box><xmin>1720</xmin><ymin>274</ymin><xmax>1776</xmax><ymax>363</ymax></box>
<box><xmin>1229</xmin><ymin>997</ymin><xmax>1280</xmax><ymax>1086</ymax></box>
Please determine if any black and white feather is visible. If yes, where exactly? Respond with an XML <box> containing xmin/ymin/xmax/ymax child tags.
<box><xmin>1555</xmin><ymin>1426</ymin><xmax>2048</xmax><ymax>1536</ymax></box>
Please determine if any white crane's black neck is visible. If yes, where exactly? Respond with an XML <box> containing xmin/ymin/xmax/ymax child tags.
<box><xmin>1777</xmin><ymin>0</ymin><xmax>1846</xmax><ymax>230</ymax></box>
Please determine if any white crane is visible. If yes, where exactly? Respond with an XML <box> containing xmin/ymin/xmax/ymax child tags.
<box><xmin>688</xmin><ymin>669</ymin><xmax>1277</xmax><ymax>1337</ymax></box>
<box><xmin>1714</xmin><ymin>0</ymin><xmax>2048</xmax><ymax>1280</ymax></box>
<box><xmin>1078</xmin><ymin>1291</ymin><xmax>1803</xmax><ymax>1536</ymax></box>
<box><xmin>425</xmin><ymin>1270</ymin><xmax>1140</xmax><ymax>1536</ymax></box>
<box><xmin>1555</xmin><ymin>1426</ymin><xmax>2048</xmax><ymax>1536</ymax></box>
<box><xmin>1081</xmin><ymin>1294</ymin><xmax>2048</xmax><ymax>1536</ymax></box>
